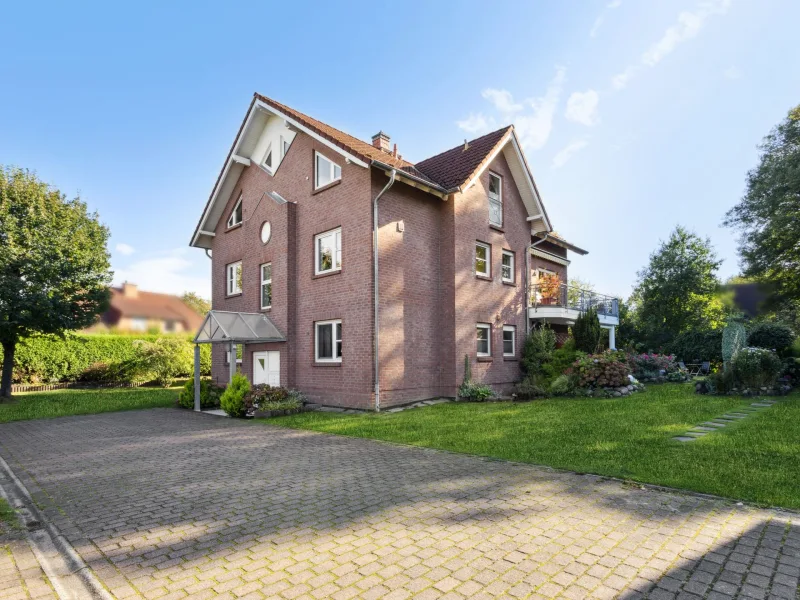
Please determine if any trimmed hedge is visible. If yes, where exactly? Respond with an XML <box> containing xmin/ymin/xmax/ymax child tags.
<box><xmin>667</xmin><ymin>329</ymin><xmax>723</xmax><ymax>362</ymax></box>
<box><xmin>2</xmin><ymin>333</ymin><xmax>211</xmax><ymax>384</ymax></box>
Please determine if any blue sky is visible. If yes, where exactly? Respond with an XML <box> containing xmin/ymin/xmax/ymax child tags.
<box><xmin>2</xmin><ymin>0</ymin><xmax>798</xmax><ymax>300</ymax></box>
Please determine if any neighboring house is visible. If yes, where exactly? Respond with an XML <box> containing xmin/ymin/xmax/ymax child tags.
<box><xmin>87</xmin><ymin>283</ymin><xmax>204</xmax><ymax>334</ymax></box>
<box><xmin>190</xmin><ymin>93</ymin><xmax>619</xmax><ymax>409</ymax></box>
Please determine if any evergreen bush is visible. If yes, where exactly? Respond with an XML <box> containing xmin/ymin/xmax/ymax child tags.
<box><xmin>573</xmin><ymin>308</ymin><xmax>602</xmax><ymax>353</ymax></box>
<box><xmin>220</xmin><ymin>373</ymin><xmax>251</xmax><ymax>418</ymax></box>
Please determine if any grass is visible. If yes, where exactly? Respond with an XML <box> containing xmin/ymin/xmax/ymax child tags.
<box><xmin>0</xmin><ymin>498</ymin><xmax>16</xmax><ymax>527</ymax></box>
<box><xmin>265</xmin><ymin>383</ymin><xmax>800</xmax><ymax>509</ymax></box>
<box><xmin>0</xmin><ymin>386</ymin><xmax>179</xmax><ymax>424</ymax></box>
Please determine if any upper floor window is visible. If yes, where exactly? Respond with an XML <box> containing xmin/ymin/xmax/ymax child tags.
<box><xmin>315</xmin><ymin>151</ymin><xmax>342</xmax><ymax>189</ymax></box>
<box><xmin>227</xmin><ymin>195</ymin><xmax>242</xmax><ymax>228</ymax></box>
<box><xmin>315</xmin><ymin>227</ymin><xmax>342</xmax><ymax>275</ymax></box>
<box><xmin>501</xmin><ymin>250</ymin><xmax>515</xmax><ymax>283</ymax></box>
<box><xmin>281</xmin><ymin>135</ymin><xmax>290</xmax><ymax>159</ymax></box>
<box><xmin>488</xmin><ymin>173</ymin><xmax>502</xmax><ymax>227</ymax></box>
<box><xmin>263</xmin><ymin>143</ymin><xmax>273</xmax><ymax>172</ymax></box>
<box><xmin>315</xmin><ymin>319</ymin><xmax>342</xmax><ymax>363</ymax></box>
<box><xmin>260</xmin><ymin>263</ymin><xmax>272</xmax><ymax>309</ymax></box>
<box><xmin>475</xmin><ymin>242</ymin><xmax>491</xmax><ymax>277</ymax></box>
<box><xmin>226</xmin><ymin>261</ymin><xmax>242</xmax><ymax>296</ymax></box>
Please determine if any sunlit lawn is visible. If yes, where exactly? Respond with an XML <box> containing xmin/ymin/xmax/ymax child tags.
<box><xmin>265</xmin><ymin>383</ymin><xmax>800</xmax><ymax>509</ymax></box>
<box><xmin>0</xmin><ymin>386</ymin><xmax>179</xmax><ymax>424</ymax></box>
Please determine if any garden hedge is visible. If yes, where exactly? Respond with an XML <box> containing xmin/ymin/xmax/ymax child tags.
<box><xmin>1</xmin><ymin>333</ymin><xmax>211</xmax><ymax>384</ymax></box>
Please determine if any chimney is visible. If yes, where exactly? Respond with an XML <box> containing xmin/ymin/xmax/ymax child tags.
<box><xmin>122</xmin><ymin>282</ymin><xmax>138</xmax><ymax>298</ymax></box>
<box><xmin>371</xmin><ymin>131</ymin><xmax>391</xmax><ymax>153</ymax></box>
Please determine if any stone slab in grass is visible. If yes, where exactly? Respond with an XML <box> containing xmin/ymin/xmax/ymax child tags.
<box><xmin>673</xmin><ymin>436</ymin><xmax>698</xmax><ymax>442</ymax></box>
<box><xmin>702</xmin><ymin>422</ymin><xmax>728</xmax><ymax>428</ymax></box>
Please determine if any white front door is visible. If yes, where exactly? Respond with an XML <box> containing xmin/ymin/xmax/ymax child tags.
<box><xmin>253</xmin><ymin>351</ymin><xmax>280</xmax><ymax>386</ymax></box>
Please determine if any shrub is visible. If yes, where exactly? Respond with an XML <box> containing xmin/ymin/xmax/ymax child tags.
<box><xmin>178</xmin><ymin>378</ymin><xmax>223</xmax><ymax>409</ymax></box>
<box><xmin>463</xmin><ymin>354</ymin><xmax>471</xmax><ymax>385</ymax></box>
<box><xmin>731</xmin><ymin>347</ymin><xmax>783</xmax><ymax>390</ymax></box>
<box><xmin>549</xmin><ymin>374</ymin><xmax>573</xmax><ymax>396</ymax></box>
<box><xmin>458</xmin><ymin>381</ymin><xmax>495</xmax><ymax>402</ymax></box>
<box><xmin>568</xmin><ymin>351</ymin><xmax>631</xmax><ymax>388</ymax></box>
<box><xmin>747</xmin><ymin>322</ymin><xmax>795</xmax><ymax>356</ymax></box>
<box><xmin>521</xmin><ymin>323</ymin><xmax>556</xmax><ymax>375</ymax></box>
<box><xmin>722</xmin><ymin>319</ymin><xmax>747</xmax><ymax>368</ymax></box>
<box><xmin>130</xmin><ymin>337</ymin><xmax>194</xmax><ymax>387</ymax></box>
<box><xmin>220</xmin><ymin>373</ymin><xmax>251</xmax><ymax>417</ymax></box>
<box><xmin>573</xmin><ymin>308</ymin><xmax>602</xmax><ymax>353</ymax></box>
<box><xmin>243</xmin><ymin>384</ymin><xmax>305</xmax><ymax>413</ymax></box>
<box><xmin>780</xmin><ymin>357</ymin><xmax>800</xmax><ymax>384</ymax></box>
<box><xmin>514</xmin><ymin>375</ymin><xmax>547</xmax><ymax>400</ymax></box>
<box><xmin>627</xmin><ymin>353</ymin><xmax>680</xmax><ymax>380</ymax></box>
<box><xmin>667</xmin><ymin>329</ymin><xmax>723</xmax><ymax>362</ymax></box>
<box><xmin>540</xmin><ymin>338</ymin><xmax>579</xmax><ymax>385</ymax></box>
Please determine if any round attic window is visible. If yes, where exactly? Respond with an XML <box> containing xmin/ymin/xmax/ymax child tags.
<box><xmin>260</xmin><ymin>221</ymin><xmax>272</xmax><ymax>245</ymax></box>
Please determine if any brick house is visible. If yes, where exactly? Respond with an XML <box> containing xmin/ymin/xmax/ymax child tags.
<box><xmin>190</xmin><ymin>94</ymin><xmax>619</xmax><ymax>410</ymax></box>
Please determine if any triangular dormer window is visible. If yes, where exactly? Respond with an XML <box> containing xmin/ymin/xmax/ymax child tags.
<box><xmin>227</xmin><ymin>195</ymin><xmax>242</xmax><ymax>228</ymax></box>
<box><xmin>263</xmin><ymin>143</ymin><xmax>273</xmax><ymax>171</ymax></box>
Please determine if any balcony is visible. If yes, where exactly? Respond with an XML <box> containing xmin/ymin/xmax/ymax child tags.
<box><xmin>528</xmin><ymin>283</ymin><xmax>619</xmax><ymax>327</ymax></box>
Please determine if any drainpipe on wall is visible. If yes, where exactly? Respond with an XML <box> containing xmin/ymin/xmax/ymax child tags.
<box><xmin>373</xmin><ymin>169</ymin><xmax>397</xmax><ymax>412</ymax></box>
<box><xmin>525</xmin><ymin>233</ymin><xmax>550</xmax><ymax>335</ymax></box>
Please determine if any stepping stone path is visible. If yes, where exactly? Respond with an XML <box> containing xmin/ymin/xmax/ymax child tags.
<box><xmin>673</xmin><ymin>398</ymin><xmax>780</xmax><ymax>441</ymax></box>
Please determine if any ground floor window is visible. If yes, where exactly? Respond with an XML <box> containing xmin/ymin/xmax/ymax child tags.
<box><xmin>315</xmin><ymin>319</ymin><xmax>342</xmax><ymax>362</ymax></box>
<box><xmin>225</xmin><ymin>344</ymin><xmax>243</xmax><ymax>365</ymax></box>
<box><xmin>503</xmin><ymin>325</ymin><xmax>516</xmax><ymax>356</ymax></box>
<box><xmin>477</xmin><ymin>323</ymin><xmax>491</xmax><ymax>356</ymax></box>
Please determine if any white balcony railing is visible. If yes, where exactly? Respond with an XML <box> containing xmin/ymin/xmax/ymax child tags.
<box><xmin>530</xmin><ymin>283</ymin><xmax>619</xmax><ymax>318</ymax></box>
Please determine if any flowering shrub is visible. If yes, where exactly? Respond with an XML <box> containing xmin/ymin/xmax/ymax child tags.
<box><xmin>243</xmin><ymin>384</ymin><xmax>305</xmax><ymax>413</ymax></box>
<box><xmin>627</xmin><ymin>353</ymin><xmax>680</xmax><ymax>380</ymax></box>
<box><xmin>567</xmin><ymin>351</ymin><xmax>631</xmax><ymax>388</ymax></box>
<box><xmin>731</xmin><ymin>347</ymin><xmax>782</xmax><ymax>389</ymax></box>
<box><xmin>458</xmin><ymin>381</ymin><xmax>495</xmax><ymax>401</ymax></box>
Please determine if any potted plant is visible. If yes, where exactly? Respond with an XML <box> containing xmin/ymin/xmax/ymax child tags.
<box><xmin>539</xmin><ymin>272</ymin><xmax>562</xmax><ymax>305</ymax></box>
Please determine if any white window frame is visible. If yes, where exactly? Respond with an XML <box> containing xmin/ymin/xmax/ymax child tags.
<box><xmin>130</xmin><ymin>317</ymin><xmax>147</xmax><ymax>331</ymax></box>
<box><xmin>314</xmin><ymin>151</ymin><xmax>342</xmax><ymax>189</ymax></box>
<box><xmin>225</xmin><ymin>344</ymin><xmax>243</xmax><ymax>365</ymax></box>
<box><xmin>488</xmin><ymin>172</ymin><xmax>503</xmax><ymax>227</ymax></box>
<box><xmin>260</xmin><ymin>263</ymin><xmax>272</xmax><ymax>309</ymax></box>
<box><xmin>475</xmin><ymin>242</ymin><xmax>491</xmax><ymax>277</ymax></box>
<box><xmin>501</xmin><ymin>250</ymin><xmax>515</xmax><ymax>283</ymax></box>
<box><xmin>281</xmin><ymin>135</ymin><xmax>290</xmax><ymax>159</ymax></box>
<box><xmin>262</xmin><ymin>142</ymin><xmax>274</xmax><ymax>172</ymax></box>
<box><xmin>227</xmin><ymin>195</ymin><xmax>242</xmax><ymax>228</ymax></box>
<box><xmin>314</xmin><ymin>227</ymin><xmax>342</xmax><ymax>275</ymax></box>
<box><xmin>477</xmin><ymin>323</ymin><xmax>491</xmax><ymax>357</ymax></box>
<box><xmin>503</xmin><ymin>325</ymin><xmax>516</xmax><ymax>357</ymax></box>
<box><xmin>226</xmin><ymin>261</ymin><xmax>242</xmax><ymax>296</ymax></box>
<box><xmin>315</xmin><ymin>319</ymin><xmax>342</xmax><ymax>363</ymax></box>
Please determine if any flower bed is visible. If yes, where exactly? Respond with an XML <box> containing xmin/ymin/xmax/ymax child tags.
<box><xmin>627</xmin><ymin>353</ymin><xmax>690</xmax><ymax>383</ymax></box>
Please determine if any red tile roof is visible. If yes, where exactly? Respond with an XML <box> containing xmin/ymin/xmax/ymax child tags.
<box><xmin>103</xmin><ymin>287</ymin><xmax>204</xmax><ymax>330</ymax></box>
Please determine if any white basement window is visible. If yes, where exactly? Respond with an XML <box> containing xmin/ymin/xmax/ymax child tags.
<box><xmin>315</xmin><ymin>151</ymin><xmax>342</xmax><ymax>189</ymax></box>
<box><xmin>260</xmin><ymin>263</ymin><xmax>272</xmax><ymax>309</ymax></box>
<box><xmin>227</xmin><ymin>195</ymin><xmax>243</xmax><ymax>228</ymax></box>
<box><xmin>475</xmin><ymin>242</ymin><xmax>491</xmax><ymax>277</ymax></box>
<box><xmin>501</xmin><ymin>250</ymin><xmax>514</xmax><ymax>283</ymax></box>
<box><xmin>315</xmin><ymin>227</ymin><xmax>342</xmax><ymax>275</ymax></box>
<box><xmin>226</xmin><ymin>261</ymin><xmax>242</xmax><ymax>296</ymax></box>
<box><xmin>503</xmin><ymin>325</ymin><xmax>516</xmax><ymax>357</ymax></box>
<box><xmin>488</xmin><ymin>172</ymin><xmax>503</xmax><ymax>227</ymax></box>
<box><xmin>477</xmin><ymin>323</ymin><xmax>491</xmax><ymax>357</ymax></box>
<box><xmin>315</xmin><ymin>319</ymin><xmax>342</xmax><ymax>362</ymax></box>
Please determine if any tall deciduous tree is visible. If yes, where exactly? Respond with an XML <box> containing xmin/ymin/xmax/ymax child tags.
<box><xmin>631</xmin><ymin>226</ymin><xmax>729</xmax><ymax>350</ymax></box>
<box><xmin>181</xmin><ymin>291</ymin><xmax>211</xmax><ymax>316</ymax></box>
<box><xmin>724</xmin><ymin>105</ymin><xmax>800</xmax><ymax>305</ymax></box>
<box><xmin>0</xmin><ymin>167</ymin><xmax>111</xmax><ymax>398</ymax></box>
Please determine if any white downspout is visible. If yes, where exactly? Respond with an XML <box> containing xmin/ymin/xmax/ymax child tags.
<box><xmin>373</xmin><ymin>169</ymin><xmax>396</xmax><ymax>412</ymax></box>
<box><xmin>525</xmin><ymin>232</ymin><xmax>551</xmax><ymax>335</ymax></box>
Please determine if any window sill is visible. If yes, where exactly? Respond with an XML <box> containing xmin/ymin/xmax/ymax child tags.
<box><xmin>489</xmin><ymin>224</ymin><xmax>505</xmax><ymax>233</ymax></box>
<box><xmin>313</xmin><ymin>361</ymin><xmax>342</xmax><ymax>367</ymax></box>
<box><xmin>502</xmin><ymin>280</ymin><xmax>516</xmax><ymax>287</ymax></box>
<box><xmin>312</xmin><ymin>179</ymin><xmax>342</xmax><ymax>195</ymax></box>
<box><xmin>226</xmin><ymin>293</ymin><xmax>243</xmax><ymax>298</ymax></box>
<box><xmin>503</xmin><ymin>356</ymin><xmax>518</xmax><ymax>361</ymax></box>
<box><xmin>225</xmin><ymin>223</ymin><xmax>242</xmax><ymax>233</ymax></box>
<box><xmin>477</xmin><ymin>356</ymin><xmax>493</xmax><ymax>362</ymax></box>
<box><xmin>475</xmin><ymin>274</ymin><xmax>492</xmax><ymax>281</ymax></box>
<box><xmin>313</xmin><ymin>269</ymin><xmax>342</xmax><ymax>280</ymax></box>
<box><xmin>260</xmin><ymin>306</ymin><xmax>271</xmax><ymax>312</ymax></box>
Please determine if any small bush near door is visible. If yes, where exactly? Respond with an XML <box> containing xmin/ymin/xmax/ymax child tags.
<box><xmin>220</xmin><ymin>373</ymin><xmax>251</xmax><ymax>418</ymax></box>
<box><xmin>178</xmin><ymin>379</ymin><xmax>223</xmax><ymax>409</ymax></box>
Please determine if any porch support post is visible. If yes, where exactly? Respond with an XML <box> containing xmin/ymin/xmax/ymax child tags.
<box><xmin>609</xmin><ymin>326</ymin><xmax>616</xmax><ymax>350</ymax></box>
<box><xmin>193</xmin><ymin>344</ymin><xmax>201</xmax><ymax>412</ymax></box>
<box><xmin>229</xmin><ymin>341</ymin><xmax>236</xmax><ymax>382</ymax></box>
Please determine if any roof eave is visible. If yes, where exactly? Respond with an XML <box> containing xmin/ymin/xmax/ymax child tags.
<box><xmin>535</xmin><ymin>232</ymin><xmax>589</xmax><ymax>255</ymax></box>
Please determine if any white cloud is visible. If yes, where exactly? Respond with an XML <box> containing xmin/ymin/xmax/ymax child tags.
<box><xmin>552</xmin><ymin>139</ymin><xmax>589</xmax><ymax>169</ymax></box>
<box><xmin>565</xmin><ymin>90</ymin><xmax>600</xmax><ymax>126</ymax></box>
<box><xmin>723</xmin><ymin>65</ymin><xmax>742</xmax><ymax>80</ymax></box>
<box><xmin>611</xmin><ymin>0</ymin><xmax>730</xmax><ymax>89</ymax></box>
<box><xmin>115</xmin><ymin>243</ymin><xmax>135</xmax><ymax>256</ymax></box>
<box><xmin>590</xmin><ymin>0</ymin><xmax>622</xmax><ymax>38</ymax></box>
<box><xmin>457</xmin><ymin>67</ymin><xmax>566</xmax><ymax>151</ymax></box>
<box><xmin>113</xmin><ymin>247</ymin><xmax>210</xmax><ymax>297</ymax></box>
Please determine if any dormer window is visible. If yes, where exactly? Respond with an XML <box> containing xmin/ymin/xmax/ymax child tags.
<box><xmin>281</xmin><ymin>136</ymin><xmax>290</xmax><ymax>159</ymax></box>
<box><xmin>227</xmin><ymin>195</ymin><xmax>243</xmax><ymax>228</ymax></box>
<box><xmin>263</xmin><ymin>143</ymin><xmax>273</xmax><ymax>172</ymax></box>
<box><xmin>488</xmin><ymin>173</ymin><xmax>502</xmax><ymax>227</ymax></box>
<box><xmin>315</xmin><ymin>151</ymin><xmax>342</xmax><ymax>189</ymax></box>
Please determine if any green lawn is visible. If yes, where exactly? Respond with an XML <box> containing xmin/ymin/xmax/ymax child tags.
<box><xmin>0</xmin><ymin>387</ymin><xmax>179</xmax><ymax>424</ymax></box>
<box><xmin>265</xmin><ymin>383</ymin><xmax>800</xmax><ymax>509</ymax></box>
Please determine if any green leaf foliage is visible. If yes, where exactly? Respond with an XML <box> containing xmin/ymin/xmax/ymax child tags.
<box><xmin>667</xmin><ymin>329</ymin><xmax>723</xmax><ymax>362</ymax></box>
<box><xmin>220</xmin><ymin>372</ymin><xmax>251</xmax><ymax>418</ymax></box>
<box><xmin>731</xmin><ymin>347</ymin><xmax>783</xmax><ymax>389</ymax></box>
<box><xmin>573</xmin><ymin>307</ymin><xmax>602</xmax><ymax>353</ymax></box>
<box><xmin>521</xmin><ymin>323</ymin><xmax>556</xmax><ymax>375</ymax></box>
<box><xmin>747</xmin><ymin>322</ymin><xmax>795</xmax><ymax>356</ymax></box>
<box><xmin>724</xmin><ymin>105</ymin><xmax>800</xmax><ymax>305</ymax></box>
<box><xmin>179</xmin><ymin>378</ymin><xmax>223</xmax><ymax>410</ymax></box>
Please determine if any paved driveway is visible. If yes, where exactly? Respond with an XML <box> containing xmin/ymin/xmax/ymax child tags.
<box><xmin>0</xmin><ymin>409</ymin><xmax>797</xmax><ymax>600</ymax></box>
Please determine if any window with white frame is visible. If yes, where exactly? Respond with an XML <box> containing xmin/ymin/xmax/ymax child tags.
<box><xmin>501</xmin><ymin>250</ymin><xmax>514</xmax><ymax>283</ymax></box>
<box><xmin>315</xmin><ymin>151</ymin><xmax>342</xmax><ymax>189</ymax></box>
<box><xmin>226</xmin><ymin>261</ymin><xmax>242</xmax><ymax>296</ymax></box>
<box><xmin>130</xmin><ymin>317</ymin><xmax>147</xmax><ymax>331</ymax></box>
<box><xmin>503</xmin><ymin>325</ymin><xmax>516</xmax><ymax>357</ymax></box>
<box><xmin>225</xmin><ymin>344</ymin><xmax>243</xmax><ymax>365</ymax></box>
<box><xmin>315</xmin><ymin>319</ymin><xmax>342</xmax><ymax>362</ymax></box>
<box><xmin>488</xmin><ymin>172</ymin><xmax>502</xmax><ymax>227</ymax></box>
<box><xmin>281</xmin><ymin>135</ymin><xmax>290</xmax><ymax>159</ymax></box>
<box><xmin>315</xmin><ymin>227</ymin><xmax>342</xmax><ymax>275</ymax></box>
<box><xmin>227</xmin><ymin>195</ymin><xmax>243</xmax><ymax>228</ymax></box>
<box><xmin>263</xmin><ymin>143</ymin><xmax>273</xmax><ymax>171</ymax></box>
<box><xmin>260</xmin><ymin>263</ymin><xmax>272</xmax><ymax>309</ymax></box>
<box><xmin>477</xmin><ymin>323</ymin><xmax>491</xmax><ymax>357</ymax></box>
<box><xmin>475</xmin><ymin>242</ymin><xmax>490</xmax><ymax>277</ymax></box>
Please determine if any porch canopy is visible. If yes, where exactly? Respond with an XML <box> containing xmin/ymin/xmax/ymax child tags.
<box><xmin>193</xmin><ymin>310</ymin><xmax>285</xmax><ymax>344</ymax></box>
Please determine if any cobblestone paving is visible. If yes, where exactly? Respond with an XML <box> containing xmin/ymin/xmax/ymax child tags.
<box><xmin>0</xmin><ymin>408</ymin><xmax>797</xmax><ymax>600</ymax></box>
<box><xmin>0</xmin><ymin>538</ymin><xmax>58</xmax><ymax>600</ymax></box>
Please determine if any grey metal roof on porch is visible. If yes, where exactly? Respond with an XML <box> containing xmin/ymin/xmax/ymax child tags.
<box><xmin>193</xmin><ymin>310</ymin><xmax>285</xmax><ymax>344</ymax></box>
